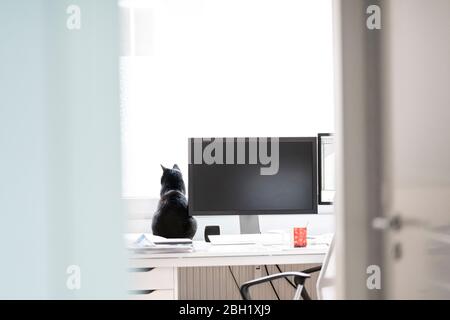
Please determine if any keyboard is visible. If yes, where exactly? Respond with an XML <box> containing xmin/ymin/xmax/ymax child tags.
<box><xmin>208</xmin><ymin>233</ymin><xmax>285</xmax><ymax>245</ymax></box>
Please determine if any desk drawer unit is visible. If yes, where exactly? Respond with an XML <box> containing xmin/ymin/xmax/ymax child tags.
<box><xmin>128</xmin><ymin>267</ymin><xmax>177</xmax><ymax>300</ymax></box>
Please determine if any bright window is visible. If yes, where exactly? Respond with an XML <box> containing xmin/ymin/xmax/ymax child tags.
<box><xmin>120</xmin><ymin>0</ymin><xmax>334</xmax><ymax>198</ymax></box>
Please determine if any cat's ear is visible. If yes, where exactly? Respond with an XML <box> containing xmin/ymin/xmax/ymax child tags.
<box><xmin>173</xmin><ymin>164</ymin><xmax>180</xmax><ymax>170</ymax></box>
<box><xmin>161</xmin><ymin>164</ymin><xmax>167</xmax><ymax>171</ymax></box>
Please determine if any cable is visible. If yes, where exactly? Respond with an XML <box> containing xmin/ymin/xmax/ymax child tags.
<box><xmin>228</xmin><ymin>266</ymin><xmax>241</xmax><ymax>295</ymax></box>
<box><xmin>264</xmin><ymin>265</ymin><xmax>280</xmax><ymax>300</ymax></box>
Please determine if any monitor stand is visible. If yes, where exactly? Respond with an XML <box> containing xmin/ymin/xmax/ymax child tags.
<box><xmin>239</xmin><ymin>215</ymin><xmax>261</xmax><ymax>234</ymax></box>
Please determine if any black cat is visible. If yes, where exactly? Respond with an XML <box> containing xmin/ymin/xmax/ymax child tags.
<box><xmin>151</xmin><ymin>164</ymin><xmax>197</xmax><ymax>239</ymax></box>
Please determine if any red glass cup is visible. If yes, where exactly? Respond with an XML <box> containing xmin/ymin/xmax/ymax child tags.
<box><xmin>293</xmin><ymin>227</ymin><xmax>307</xmax><ymax>247</ymax></box>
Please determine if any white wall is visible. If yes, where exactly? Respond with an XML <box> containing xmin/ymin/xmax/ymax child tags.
<box><xmin>126</xmin><ymin>199</ymin><xmax>334</xmax><ymax>240</ymax></box>
<box><xmin>120</xmin><ymin>0</ymin><xmax>335</xmax><ymax>238</ymax></box>
<box><xmin>195</xmin><ymin>207</ymin><xmax>334</xmax><ymax>238</ymax></box>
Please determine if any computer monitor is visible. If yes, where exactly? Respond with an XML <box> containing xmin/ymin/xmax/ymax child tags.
<box><xmin>188</xmin><ymin>137</ymin><xmax>317</xmax><ymax>233</ymax></box>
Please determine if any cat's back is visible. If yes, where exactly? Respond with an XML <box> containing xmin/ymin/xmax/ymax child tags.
<box><xmin>152</xmin><ymin>189</ymin><xmax>196</xmax><ymax>238</ymax></box>
<box><xmin>159</xmin><ymin>189</ymin><xmax>187</xmax><ymax>208</ymax></box>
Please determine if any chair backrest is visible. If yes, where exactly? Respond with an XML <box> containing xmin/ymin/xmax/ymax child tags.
<box><xmin>316</xmin><ymin>236</ymin><xmax>336</xmax><ymax>300</ymax></box>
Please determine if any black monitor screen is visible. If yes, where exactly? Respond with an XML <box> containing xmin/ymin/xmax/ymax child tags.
<box><xmin>188</xmin><ymin>137</ymin><xmax>317</xmax><ymax>215</ymax></box>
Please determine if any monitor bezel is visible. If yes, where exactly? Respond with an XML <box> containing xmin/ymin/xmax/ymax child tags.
<box><xmin>188</xmin><ymin>137</ymin><xmax>318</xmax><ymax>216</ymax></box>
<box><xmin>318</xmin><ymin>133</ymin><xmax>334</xmax><ymax>205</ymax></box>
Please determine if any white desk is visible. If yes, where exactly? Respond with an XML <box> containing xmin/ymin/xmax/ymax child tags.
<box><xmin>127</xmin><ymin>241</ymin><xmax>329</xmax><ymax>300</ymax></box>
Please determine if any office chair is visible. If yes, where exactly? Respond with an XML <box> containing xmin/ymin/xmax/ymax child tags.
<box><xmin>239</xmin><ymin>237</ymin><xmax>335</xmax><ymax>300</ymax></box>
